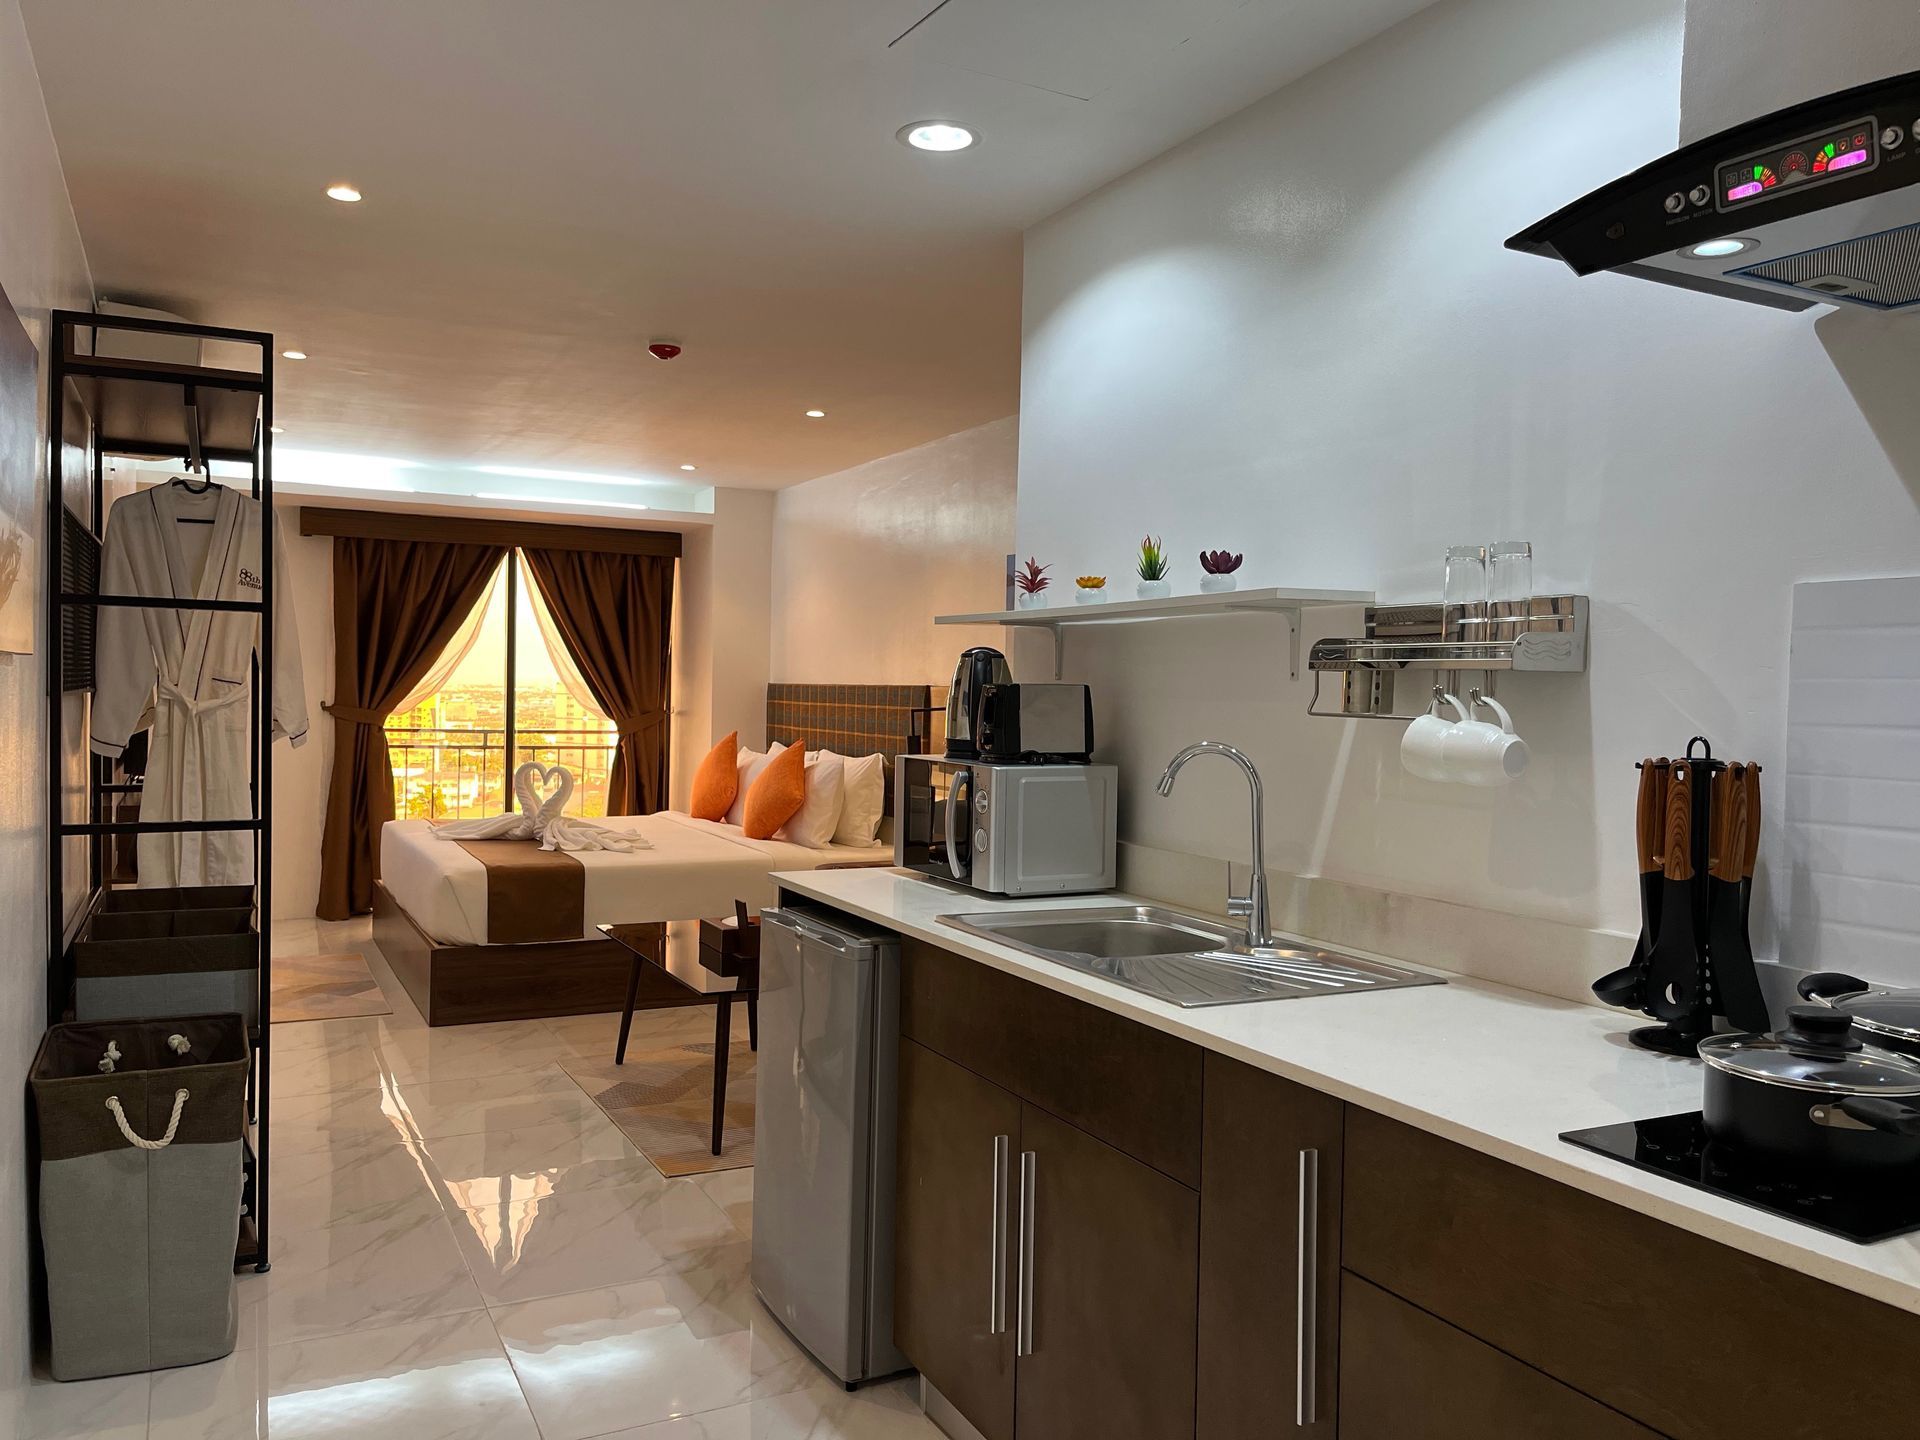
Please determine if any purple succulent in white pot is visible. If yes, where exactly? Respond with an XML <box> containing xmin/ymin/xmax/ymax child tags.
<box><xmin>1199</xmin><ymin>549</ymin><xmax>1243</xmax><ymax>593</ymax></box>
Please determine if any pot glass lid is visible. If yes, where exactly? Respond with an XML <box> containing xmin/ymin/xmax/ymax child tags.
<box><xmin>1698</xmin><ymin>1009</ymin><xmax>1920</xmax><ymax>1095</ymax></box>
<box><xmin>1830</xmin><ymin>988</ymin><xmax>1920</xmax><ymax>1042</ymax></box>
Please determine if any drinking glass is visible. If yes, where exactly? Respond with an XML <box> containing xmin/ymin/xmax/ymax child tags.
<box><xmin>1443</xmin><ymin>545</ymin><xmax>1487</xmax><ymax>642</ymax></box>
<box><xmin>1487</xmin><ymin>540</ymin><xmax>1533</xmax><ymax>642</ymax></box>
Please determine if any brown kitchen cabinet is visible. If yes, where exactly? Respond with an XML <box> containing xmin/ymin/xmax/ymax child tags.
<box><xmin>1014</xmin><ymin>1101</ymin><xmax>1199</xmax><ymax>1440</ymax></box>
<box><xmin>1196</xmin><ymin>1054</ymin><xmax>1343</xmax><ymax>1439</ymax></box>
<box><xmin>894</xmin><ymin>1039</ymin><xmax>1020</xmax><ymax>1440</ymax></box>
<box><xmin>1338</xmin><ymin>1275</ymin><xmax>1663</xmax><ymax>1440</ymax></box>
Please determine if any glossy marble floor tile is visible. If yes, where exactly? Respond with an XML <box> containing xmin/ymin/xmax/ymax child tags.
<box><xmin>449</xmin><ymin>1175</ymin><xmax>741</xmax><ymax>1306</ymax></box>
<box><xmin>490</xmin><ymin>1266</ymin><xmax>815</xmax><ymax>1440</ymax></box>
<box><xmin>372</xmin><ymin>1017</ymin><xmax>580</xmax><ymax>1086</ymax></box>
<box><xmin>691</xmin><ymin>1167</ymin><xmax>755</xmax><ymax>1240</ymax></box>
<box><xmin>419</xmin><ymin>1113</ymin><xmax>670</xmax><ymax>1211</ymax></box>
<box><xmin>25</xmin><ymin>1372</ymin><xmax>149</xmax><ymax>1440</ymax></box>
<box><xmin>269</xmin><ymin>1134</ymin><xmax>445</xmax><ymax>1234</ymax></box>
<box><xmin>240</xmin><ymin>1209</ymin><xmax>487</xmax><ymax>1347</ymax></box>
<box><xmin>148</xmin><ymin>1311</ymin><xmax>537</xmax><ymax>1440</ymax></box>
<box><xmin>602</xmin><ymin>1375</ymin><xmax>940</xmax><ymax>1439</ymax></box>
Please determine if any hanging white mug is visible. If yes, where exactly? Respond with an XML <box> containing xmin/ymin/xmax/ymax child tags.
<box><xmin>1402</xmin><ymin>692</ymin><xmax>1469</xmax><ymax>781</ymax></box>
<box><xmin>1443</xmin><ymin>693</ymin><xmax>1529</xmax><ymax>785</ymax></box>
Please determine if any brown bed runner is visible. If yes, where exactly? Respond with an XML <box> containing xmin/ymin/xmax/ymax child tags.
<box><xmin>455</xmin><ymin>841</ymin><xmax>585</xmax><ymax>943</ymax></box>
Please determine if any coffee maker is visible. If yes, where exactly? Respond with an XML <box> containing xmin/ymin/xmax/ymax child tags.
<box><xmin>944</xmin><ymin>646</ymin><xmax>1012</xmax><ymax>759</ymax></box>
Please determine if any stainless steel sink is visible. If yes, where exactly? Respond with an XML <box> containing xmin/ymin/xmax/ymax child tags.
<box><xmin>938</xmin><ymin>905</ymin><xmax>1444</xmax><ymax>1009</ymax></box>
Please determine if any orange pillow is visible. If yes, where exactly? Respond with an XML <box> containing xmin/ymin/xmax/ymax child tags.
<box><xmin>690</xmin><ymin>731</ymin><xmax>739</xmax><ymax>821</ymax></box>
<box><xmin>743</xmin><ymin>741</ymin><xmax>807</xmax><ymax>839</ymax></box>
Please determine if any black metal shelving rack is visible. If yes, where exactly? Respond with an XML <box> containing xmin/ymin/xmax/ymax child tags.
<box><xmin>43</xmin><ymin>310</ymin><xmax>277</xmax><ymax>1273</ymax></box>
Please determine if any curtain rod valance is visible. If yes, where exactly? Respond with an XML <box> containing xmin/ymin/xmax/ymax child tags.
<box><xmin>298</xmin><ymin>507</ymin><xmax>683</xmax><ymax>558</ymax></box>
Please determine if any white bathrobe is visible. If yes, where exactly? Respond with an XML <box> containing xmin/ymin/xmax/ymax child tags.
<box><xmin>90</xmin><ymin>481</ymin><xmax>309</xmax><ymax>887</ymax></box>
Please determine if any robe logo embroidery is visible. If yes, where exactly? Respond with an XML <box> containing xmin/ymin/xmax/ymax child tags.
<box><xmin>238</xmin><ymin>567</ymin><xmax>263</xmax><ymax>590</ymax></box>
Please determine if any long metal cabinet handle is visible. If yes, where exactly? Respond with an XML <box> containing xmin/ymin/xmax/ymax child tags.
<box><xmin>989</xmin><ymin>1134</ymin><xmax>1010</xmax><ymax>1334</ymax></box>
<box><xmin>1295</xmin><ymin>1147</ymin><xmax>1320</xmax><ymax>1427</ymax></box>
<box><xmin>1015</xmin><ymin>1149</ymin><xmax>1037</xmax><ymax>1357</ymax></box>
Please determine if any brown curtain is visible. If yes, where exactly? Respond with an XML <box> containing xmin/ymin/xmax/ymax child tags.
<box><xmin>317</xmin><ymin>537</ymin><xmax>507</xmax><ymax>919</ymax></box>
<box><xmin>521</xmin><ymin>546</ymin><xmax>674</xmax><ymax>816</ymax></box>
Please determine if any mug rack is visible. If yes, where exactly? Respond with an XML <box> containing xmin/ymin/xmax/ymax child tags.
<box><xmin>1306</xmin><ymin>594</ymin><xmax>1588</xmax><ymax>719</ymax></box>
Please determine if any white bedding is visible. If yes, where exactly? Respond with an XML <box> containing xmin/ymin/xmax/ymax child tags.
<box><xmin>380</xmin><ymin>809</ymin><xmax>893</xmax><ymax>946</ymax></box>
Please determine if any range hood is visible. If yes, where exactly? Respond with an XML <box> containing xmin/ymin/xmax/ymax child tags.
<box><xmin>1510</xmin><ymin>68</ymin><xmax>1920</xmax><ymax>313</ymax></box>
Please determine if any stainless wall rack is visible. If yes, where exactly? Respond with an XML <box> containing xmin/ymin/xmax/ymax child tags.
<box><xmin>1307</xmin><ymin>594</ymin><xmax>1587</xmax><ymax>718</ymax></box>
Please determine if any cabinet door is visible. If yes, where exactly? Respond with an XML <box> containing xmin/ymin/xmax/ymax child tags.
<box><xmin>1339</xmin><ymin>1275</ymin><xmax>1664</xmax><ymax>1439</ymax></box>
<box><xmin>1014</xmin><ymin>1102</ymin><xmax>1199</xmax><ymax>1440</ymax></box>
<box><xmin>1196</xmin><ymin>1055</ymin><xmax>1343</xmax><ymax>1439</ymax></box>
<box><xmin>894</xmin><ymin>1039</ymin><xmax>1020</xmax><ymax>1440</ymax></box>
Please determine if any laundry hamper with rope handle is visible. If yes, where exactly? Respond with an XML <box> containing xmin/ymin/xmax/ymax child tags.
<box><xmin>29</xmin><ymin>1013</ymin><xmax>249</xmax><ymax>1380</ymax></box>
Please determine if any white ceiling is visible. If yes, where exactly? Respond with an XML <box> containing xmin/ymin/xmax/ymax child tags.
<box><xmin>22</xmin><ymin>0</ymin><xmax>1435</xmax><ymax>489</ymax></box>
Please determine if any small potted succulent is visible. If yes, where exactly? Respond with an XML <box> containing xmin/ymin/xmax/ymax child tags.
<box><xmin>1074</xmin><ymin>575</ymin><xmax>1108</xmax><ymax>606</ymax></box>
<box><xmin>1135</xmin><ymin>535</ymin><xmax>1172</xmax><ymax>600</ymax></box>
<box><xmin>1199</xmin><ymin>549</ymin><xmax>1243</xmax><ymax>593</ymax></box>
<box><xmin>1014</xmin><ymin>557</ymin><xmax>1051</xmax><ymax>610</ymax></box>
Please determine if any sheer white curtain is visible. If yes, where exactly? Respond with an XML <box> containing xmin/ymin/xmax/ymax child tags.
<box><xmin>391</xmin><ymin>558</ymin><xmax>503</xmax><ymax>717</ymax></box>
<box><xmin>524</xmin><ymin>557</ymin><xmax>609</xmax><ymax>721</ymax></box>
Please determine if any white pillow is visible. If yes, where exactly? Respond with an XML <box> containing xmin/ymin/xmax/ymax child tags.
<box><xmin>725</xmin><ymin>743</ymin><xmax>783</xmax><ymax>827</ymax></box>
<box><xmin>829</xmin><ymin>751</ymin><xmax>887</xmax><ymax>847</ymax></box>
<box><xmin>778</xmin><ymin>751</ymin><xmax>847</xmax><ymax>849</ymax></box>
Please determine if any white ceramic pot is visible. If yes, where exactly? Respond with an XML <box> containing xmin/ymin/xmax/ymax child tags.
<box><xmin>1015</xmin><ymin>590</ymin><xmax>1049</xmax><ymax>611</ymax></box>
<box><xmin>1136</xmin><ymin>578</ymin><xmax>1173</xmax><ymax>601</ymax></box>
<box><xmin>1074</xmin><ymin>588</ymin><xmax>1107</xmax><ymax>605</ymax></box>
<box><xmin>1199</xmin><ymin>573</ymin><xmax>1238</xmax><ymax>594</ymax></box>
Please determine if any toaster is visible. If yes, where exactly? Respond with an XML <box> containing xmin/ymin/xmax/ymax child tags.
<box><xmin>972</xmin><ymin>683</ymin><xmax>1095</xmax><ymax>763</ymax></box>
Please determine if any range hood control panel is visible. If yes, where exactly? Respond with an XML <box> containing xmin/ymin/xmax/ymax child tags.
<box><xmin>1511</xmin><ymin>70</ymin><xmax>1920</xmax><ymax>312</ymax></box>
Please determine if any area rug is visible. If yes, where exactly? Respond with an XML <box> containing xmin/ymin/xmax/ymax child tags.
<box><xmin>560</xmin><ymin>1032</ymin><xmax>755</xmax><ymax>1177</ymax></box>
<box><xmin>270</xmin><ymin>952</ymin><xmax>392</xmax><ymax>1023</ymax></box>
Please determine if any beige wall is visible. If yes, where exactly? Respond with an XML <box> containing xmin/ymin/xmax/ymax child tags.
<box><xmin>0</xmin><ymin>0</ymin><xmax>92</xmax><ymax>1424</ymax></box>
<box><xmin>269</xmin><ymin>509</ymin><xmax>334</xmax><ymax>920</ymax></box>
<box><xmin>770</xmin><ymin>416</ymin><xmax>1018</xmax><ymax>690</ymax></box>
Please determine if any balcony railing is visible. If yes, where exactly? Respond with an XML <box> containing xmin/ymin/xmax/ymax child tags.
<box><xmin>384</xmin><ymin>726</ymin><xmax>615</xmax><ymax>821</ymax></box>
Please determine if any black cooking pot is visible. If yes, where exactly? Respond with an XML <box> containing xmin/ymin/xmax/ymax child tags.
<box><xmin>1797</xmin><ymin>972</ymin><xmax>1920</xmax><ymax>1060</ymax></box>
<box><xmin>1698</xmin><ymin>1007</ymin><xmax>1920</xmax><ymax>1175</ymax></box>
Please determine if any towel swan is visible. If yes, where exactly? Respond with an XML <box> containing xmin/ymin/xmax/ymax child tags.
<box><xmin>432</xmin><ymin>761</ymin><xmax>648</xmax><ymax>853</ymax></box>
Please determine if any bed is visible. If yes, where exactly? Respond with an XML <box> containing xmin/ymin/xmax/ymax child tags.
<box><xmin>371</xmin><ymin>683</ymin><xmax>929</xmax><ymax>1025</ymax></box>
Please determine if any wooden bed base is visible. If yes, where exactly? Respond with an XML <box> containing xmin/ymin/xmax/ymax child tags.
<box><xmin>372</xmin><ymin>881</ymin><xmax>705</xmax><ymax>1027</ymax></box>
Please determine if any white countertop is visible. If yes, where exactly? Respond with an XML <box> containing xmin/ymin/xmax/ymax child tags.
<box><xmin>770</xmin><ymin>867</ymin><xmax>1920</xmax><ymax>1318</ymax></box>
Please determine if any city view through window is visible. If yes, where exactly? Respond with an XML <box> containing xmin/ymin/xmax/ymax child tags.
<box><xmin>387</xmin><ymin>558</ymin><xmax>617</xmax><ymax>821</ymax></box>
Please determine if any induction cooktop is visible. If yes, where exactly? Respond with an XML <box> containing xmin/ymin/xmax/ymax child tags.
<box><xmin>1561</xmin><ymin>1111</ymin><xmax>1920</xmax><ymax>1245</ymax></box>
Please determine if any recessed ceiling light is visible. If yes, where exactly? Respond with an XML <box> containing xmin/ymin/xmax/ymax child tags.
<box><xmin>898</xmin><ymin>121</ymin><xmax>976</xmax><ymax>153</ymax></box>
<box><xmin>1685</xmin><ymin>237</ymin><xmax>1756</xmax><ymax>259</ymax></box>
<box><xmin>805</xmin><ymin>409</ymin><xmax>826</xmax><ymax>418</ymax></box>
<box><xmin>269</xmin><ymin>425</ymin><xmax>285</xmax><ymax>434</ymax></box>
<box><xmin>679</xmin><ymin>464</ymin><xmax>697</xmax><ymax>471</ymax></box>
<box><xmin>325</xmin><ymin>183</ymin><xmax>362</xmax><ymax>203</ymax></box>
<box><xmin>281</xmin><ymin>349</ymin><xmax>307</xmax><ymax>360</ymax></box>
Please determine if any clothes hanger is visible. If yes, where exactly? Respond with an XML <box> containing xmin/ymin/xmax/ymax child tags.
<box><xmin>165</xmin><ymin>469</ymin><xmax>223</xmax><ymax>522</ymax></box>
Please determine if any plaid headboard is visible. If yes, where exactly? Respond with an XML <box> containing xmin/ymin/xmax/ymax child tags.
<box><xmin>765</xmin><ymin>683</ymin><xmax>933</xmax><ymax>814</ymax></box>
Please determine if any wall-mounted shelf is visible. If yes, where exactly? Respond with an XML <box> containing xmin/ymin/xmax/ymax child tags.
<box><xmin>935</xmin><ymin>586</ymin><xmax>1374</xmax><ymax>679</ymax></box>
<box><xmin>1307</xmin><ymin>595</ymin><xmax>1588</xmax><ymax>717</ymax></box>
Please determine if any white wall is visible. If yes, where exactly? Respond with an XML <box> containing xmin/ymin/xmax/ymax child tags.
<box><xmin>269</xmin><ymin>509</ymin><xmax>334</xmax><ymax>920</ymax></box>
<box><xmin>1016</xmin><ymin>0</ymin><xmax>1920</xmax><ymax>978</ymax></box>
<box><xmin>0</xmin><ymin>0</ymin><xmax>91</xmax><ymax>1421</ymax></box>
<box><xmin>770</xmin><ymin>416</ymin><xmax>1018</xmax><ymax>687</ymax></box>
<box><xmin>1680</xmin><ymin>0</ymin><xmax>1920</xmax><ymax>144</ymax></box>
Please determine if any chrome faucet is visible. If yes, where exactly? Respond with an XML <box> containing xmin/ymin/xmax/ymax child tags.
<box><xmin>1156</xmin><ymin>741</ymin><xmax>1276</xmax><ymax>950</ymax></box>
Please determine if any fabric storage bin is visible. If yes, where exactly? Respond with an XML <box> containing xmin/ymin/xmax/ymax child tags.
<box><xmin>30</xmin><ymin>1014</ymin><xmax>249</xmax><ymax>1380</ymax></box>
<box><xmin>72</xmin><ymin>928</ymin><xmax>259</xmax><ymax>1030</ymax></box>
<box><xmin>86</xmin><ymin>908</ymin><xmax>255</xmax><ymax>942</ymax></box>
<box><xmin>96</xmin><ymin>885</ymin><xmax>255</xmax><ymax>914</ymax></box>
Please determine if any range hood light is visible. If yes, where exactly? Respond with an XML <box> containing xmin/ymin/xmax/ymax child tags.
<box><xmin>1686</xmin><ymin>237</ymin><xmax>1757</xmax><ymax>259</ymax></box>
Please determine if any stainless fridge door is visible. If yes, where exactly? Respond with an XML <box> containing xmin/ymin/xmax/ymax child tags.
<box><xmin>751</xmin><ymin>908</ymin><xmax>898</xmax><ymax>1384</ymax></box>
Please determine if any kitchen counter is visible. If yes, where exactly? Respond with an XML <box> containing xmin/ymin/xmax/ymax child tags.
<box><xmin>771</xmin><ymin>866</ymin><xmax>1920</xmax><ymax>1318</ymax></box>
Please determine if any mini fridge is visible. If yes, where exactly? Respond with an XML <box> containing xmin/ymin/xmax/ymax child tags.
<box><xmin>752</xmin><ymin>903</ymin><xmax>909</xmax><ymax>1385</ymax></box>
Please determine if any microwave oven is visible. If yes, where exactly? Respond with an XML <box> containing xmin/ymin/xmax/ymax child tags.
<box><xmin>894</xmin><ymin>755</ymin><xmax>1117</xmax><ymax>896</ymax></box>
